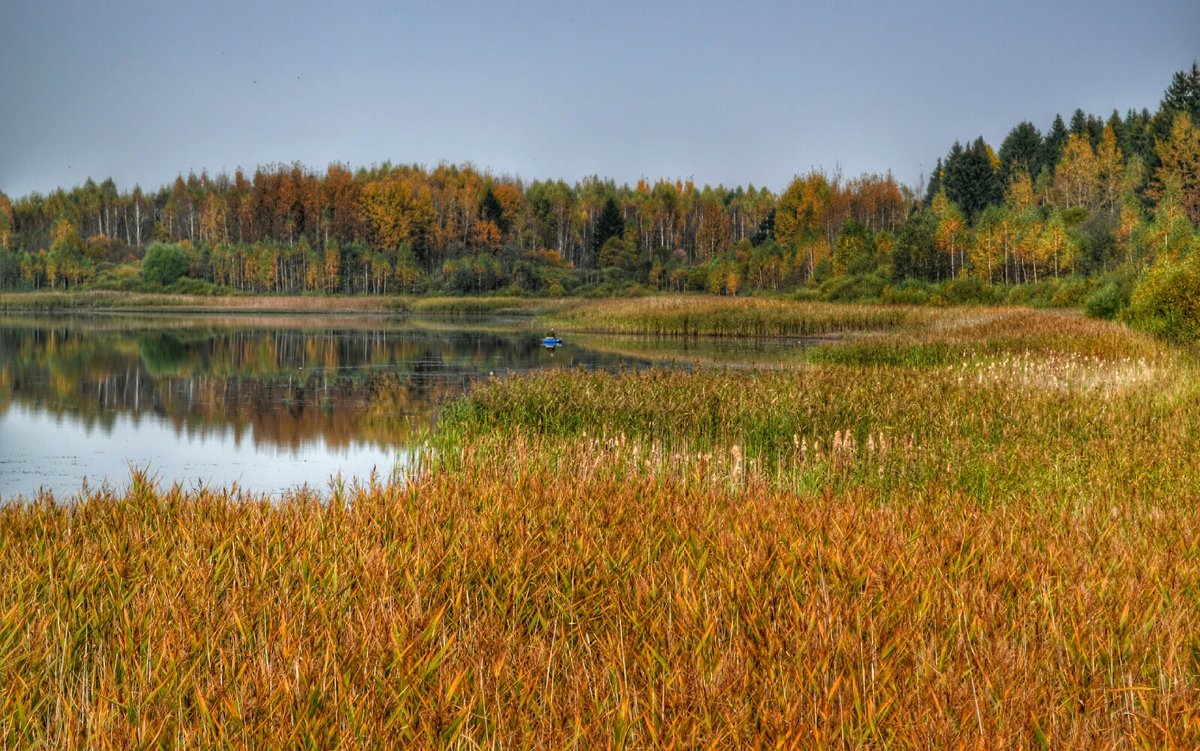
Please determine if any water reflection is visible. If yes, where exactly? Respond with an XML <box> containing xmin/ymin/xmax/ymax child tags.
<box><xmin>0</xmin><ymin>314</ymin><xmax>650</xmax><ymax>499</ymax></box>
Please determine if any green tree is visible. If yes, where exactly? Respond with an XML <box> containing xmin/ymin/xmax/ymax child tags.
<box><xmin>924</xmin><ymin>159</ymin><xmax>943</xmax><ymax>204</ymax></box>
<box><xmin>479</xmin><ymin>185</ymin><xmax>508</xmax><ymax>234</ymax></box>
<box><xmin>592</xmin><ymin>196</ymin><xmax>625</xmax><ymax>260</ymax></box>
<box><xmin>1160</xmin><ymin>61</ymin><xmax>1200</xmax><ymax>123</ymax></box>
<box><xmin>142</xmin><ymin>243</ymin><xmax>188</xmax><ymax>286</ymax></box>
<box><xmin>998</xmin><ymin>122</ymin><xmax>1043</xmax><ymax>185</ymax></box>
<box><xmin>1125</xmin><ymin>252</ymin><xmax>1200</xmax><ymax>342</ymax></box>
<box><xmin>892</xmin><ymin>211</ymin><xmax>944</xmax><ymax>282</ymax></box>
<box><xmin>599</xmin><ymin>236</ymin><xmax>637</xmax><ymax>272</ymax></box>
<box><xmin>1041</xmin><ymin>114</ymin><xmax>1069</xmax><ymax>174</ymax></box>
<box><xmin>943</xmin><ymin>138</ymin><xmax>1003</xmax><ymax>220</ymax></box>
<box><xmin>832</xmin><ymin>220</ymin><xmax>876</xmax><ymax>275</ymax></box>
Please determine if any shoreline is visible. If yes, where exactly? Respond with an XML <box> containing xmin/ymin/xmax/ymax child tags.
<box><xmin>0</xmin><ymin>290</ymin><xmax>554</xmax><ymax>315</ymax></box>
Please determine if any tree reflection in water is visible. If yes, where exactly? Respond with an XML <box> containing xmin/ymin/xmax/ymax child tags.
<box><xmin>0</xmin><ymin>315</ymin><xmax>639</xmax><ymax>451</ymax></box>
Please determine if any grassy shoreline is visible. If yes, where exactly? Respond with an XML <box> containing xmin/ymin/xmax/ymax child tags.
<box><xmin>0</xmin><ymin>290</ymin><xmax>558</xmax><ymax>316</ymax></box>
<box><xmin>0</xmin><ymin>291</ymin><xmax>951</xmax><ymax>342</ymax></box>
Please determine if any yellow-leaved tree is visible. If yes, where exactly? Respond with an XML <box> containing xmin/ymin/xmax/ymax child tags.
<box><xmin>775</xmin><ymin>172</ymin><xmax>833</xmax><ymax>281</ymax></box>
<box><xmin>360</xmin><ymin>172</ymin><xmax>436</xmax><ymax>260</ymax></box>
<box><xmin>1152</xmin><ymin>113</ymin><xmax>1200</xmax><ymax>225</ymax></box>
<box><xmin>1054</xmin><ymin>133</ymin><xmax>1100</xmax><ymax>210</ymax></box>
<box><xmin>931</xmin><ymin>192</ymin><xmax>967</xmax><ymax>277</ymax></box>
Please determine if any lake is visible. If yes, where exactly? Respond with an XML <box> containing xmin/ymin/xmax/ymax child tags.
<box><xmin>0</xmin><ymin>313</ymin><xmax>797</xmax><ymax>500</ymax></box>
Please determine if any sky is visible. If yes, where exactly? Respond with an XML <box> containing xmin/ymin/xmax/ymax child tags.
<box><xmin>1</xmin><ymin>0</ymin><xmax>1197</xmax><ymax>199</ymax></box>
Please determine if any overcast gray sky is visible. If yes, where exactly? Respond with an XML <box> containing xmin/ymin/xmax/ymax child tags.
<box><xmin>1</xmin><ymin>0</ymin><xmax>1196</xmax><ymax>198</ymax></box>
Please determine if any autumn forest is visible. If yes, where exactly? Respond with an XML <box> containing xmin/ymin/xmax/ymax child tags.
<box><xmin>1</xmin><ymin>66</ymin><xmax>1198</xmax><ymax>313</ymax></box>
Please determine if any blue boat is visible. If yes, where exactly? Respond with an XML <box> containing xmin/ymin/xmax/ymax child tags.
<box><xmin>542</xmin><ymin>337</ymin><xmax>564</xmax><ymax>348</ymax></box>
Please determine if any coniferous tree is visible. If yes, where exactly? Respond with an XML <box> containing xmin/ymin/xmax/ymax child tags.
<box><xmin>479</xmin><ymin>186</ymin><xmax>507</xmax><ymax>234</ymax></box>
<box><xmin>1148</xmin><ymin>64</ymin><xmax>1200</xmax><ymax>184</ymax></box>
<box><xmin>750</xmin><ymin>208</ymin><xmax>775</xmax><ymax>245</ymax></box>
<box><xmin>1160</xmin><ymin>61</ymin><xmax>1200</xmax><ymax>122</ymax></box>
<box><xmin>592</xmin><ymin>196</ymin><xmax>625</xmax><ymax>259</ymax></box>
<box><xmin>924</xmin><ymin>159</ymin><xmax>944</xmax><ymax>204</ymax></box>
<box><xmin>999</xmin><ymin>122</ymin><xmax>1044</xmax><ymax>185</ymax></box>
<box><xmin>1120</xmin><ymin>108</ymin><xmax>1155</xmax><ymax>166</ymax></box>
<box><xmin>1042</xmin><ymin>115</ymin><xmax>1069</xmax><ymax>174</ymax></box>
<box><xmin>1069</xmin><ymin>109</ymin><xmax>1089</xmax><ymax>137</ymax></box>
<box><xmin>943</xmin><ymin>138</ymin><xmax>1003</xmax><ymax>221</ymax></box>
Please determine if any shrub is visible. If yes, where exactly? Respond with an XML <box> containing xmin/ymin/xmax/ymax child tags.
<box><xmin>88</xmin><ymin>263</ymin><xmax>144</xmax><ymax>292</ymax></box>
<box><xmin>1083</xmin><ymin>270</ymin><xmax>1136</xmax><ymax>320</ymax></box>
<box><xmin>169</xmin><ymin>277</ymin><xmax>226</xmax><ymax>296</ymax></box>
<box><xmin>1085</xmin><ymin>283</ymin><xmax>1127</xmax><ymax>319</ymax></box>
<box><xmin>1124</xmin><ymin>256</ymin><xmax>1200</xmax><ymax>342</ymax></box>
<box><xmin>141</xmin><ymin>243</ymin><xmax>188</xmax><ymax>286</ymax></box>
<box><xmin>1049</xmin><ymin>279</ymin><xmax>1089</xmax><ymax>308</ymax></box>
<box><xmin>820</xmin><ymin>273</ymin><xmax>887</xmax><ymax>303</ymax></box>
<box><xmin>943</xmin><ymin>276</ymin><xmax>998</xmax><ymax>305</ymax></box>
<box><xmin>881</xmin><ymin>280</ymin><xmax>932</xmax><ymax>305</ymax></box>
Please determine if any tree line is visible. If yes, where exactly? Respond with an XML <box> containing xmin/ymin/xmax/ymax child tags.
<box><xmin>0</xmin><ymin>65</ymin><xmax>1196</xmax><ymax>300</ymax></box>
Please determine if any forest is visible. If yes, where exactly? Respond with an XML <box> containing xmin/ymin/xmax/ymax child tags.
<box><xmin>0</xmin><ymin>65</ymin><xmax>1197</xmax><ymax>321</ymax></box>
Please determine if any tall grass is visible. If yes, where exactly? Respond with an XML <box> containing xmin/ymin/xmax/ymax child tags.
<box><xmin>443</xmin><ymin>369</ymin><xmax>1193</xmax><ymax>501</ymax></box>
<box><xmin>5</xmin><ymin>441</ymin><xmax>1200</xmax><ymax>746</ymax></box>
<box><xmin>4</xmin><ymin>306</ymin><xmax>1199</xmax><ymax>747</ymax></box>
<box><xmin>405</xmin><ymin>296</ymin><xmax>556</xmax><ymax>316</ymax></box>
<box><xmin>548</xmin><ymin>296</ymin><xmax>931</xmax><ymax>337</ymax></box>
<box><xmin>0</xmin><ymin>291</ymin><xmax>410</xmax><ymax>313</ymax></box>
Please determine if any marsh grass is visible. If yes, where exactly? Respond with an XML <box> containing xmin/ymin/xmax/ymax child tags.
<box><xmin>5</xmin><ymin>439</ymin><xmax>1200</xmax><ymax>747</ymax></box>
<box><xmin>442</xmin><ymin>363</ymin><xmax>1197</xmax><ymax>501</ymax></box>
<box><xmin>806</xmin><ymin>308</ymin><xmax>1168</xmax><ymax>367</ymax></box>
<box><xmin>548</xmin><ymin>296</ymin><xmax>932</xmax><ymax>337</ymax></box>
<box><xmin>5</xmin><ymin>305</ymin><xmax>1200</xmax><ymax>747</ymax></box>
<box><xmin>0</xmin><ymin>292</ymin><xmax>555</xmax><ymax>317</ymax></box>
<box><xmin>405</xmin><ymin>296</ymin><xmax>557</xmax><ymax>316</ymax></box>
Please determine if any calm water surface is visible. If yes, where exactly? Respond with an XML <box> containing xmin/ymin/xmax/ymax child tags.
<box><xmin>1</xmin><ymin>313</ymin><xmax>794</xmax><ymax>500</ymax></box>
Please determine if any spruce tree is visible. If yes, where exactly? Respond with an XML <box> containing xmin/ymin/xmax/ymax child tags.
<box><xmin>592</xmin><ymin>196</ymin><xmax>625</xmax><ymax>255</ymax></box>
<box><xmin>1041</xmin><ymin>115</ymin><xmax>1069</xmax><ymax>175</ymax></box>
<box><xmin>480</xmin><ymin>186</ymin><xmax>507</xmax><ymax>233</ymax></box>
<box><xmin>943</xmin><ymin>138</ymin><xmax>1002</xmax><ymax>221</ymax></box>
<box><xmin>1161</xmin><ymin>61</ymin><xmax>1200</xmax><ymax>122</ymax></box>
<box><xmin>924</xmin><ymin>159</ymin><xmax>944</xmax><ymax>205</ymax></box>
<box><xmin>999</xmin><ymin>122</ymin><xmax>1043</xmax><ymax>185</ymax></box>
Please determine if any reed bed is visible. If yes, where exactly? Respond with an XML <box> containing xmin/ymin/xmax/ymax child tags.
<box><xmin>806</xmin><ymin>307</ymin><xmax>1166</xmax><ymax>367</ymax></box>
<box><xmin>444</xmin><ymin>312</ymin><xmax>1193</xmax><ymax>500</ymax></box>
<box><xmin>548</xmin><ymin>296</ymin><xmax>931</xmax><ymax>338</ymax></box>
<box><xmin>5</xmin><ymin>438</ymin><xmax>1200</xmax><ymax>747</ymax></box>
<box><xmin>405</xmin><ymin>297</ymin><xmax>555</xmax><ymax>316</ymax></box>
<box><xmin>0</xmin><ymin>291</ymin><xmax>412</xmax><ymax>313</ymax></box>
<box><xmin>5</xmin><ymin>307</ymin><xmax>1200</xmax><ymax>747</ymax></box>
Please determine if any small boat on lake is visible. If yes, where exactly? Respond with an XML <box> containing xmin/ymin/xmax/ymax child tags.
<box><xmin>542</xmin><ymin>336</ymin><xmax>564</xmax><ymax>349</ymax></box>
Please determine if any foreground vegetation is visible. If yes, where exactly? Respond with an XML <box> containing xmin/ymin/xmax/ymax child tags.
<box><xmin>4</xmin><ymin>307</ymin><xmax>1200</xmax><ymax>746</ymax></box>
